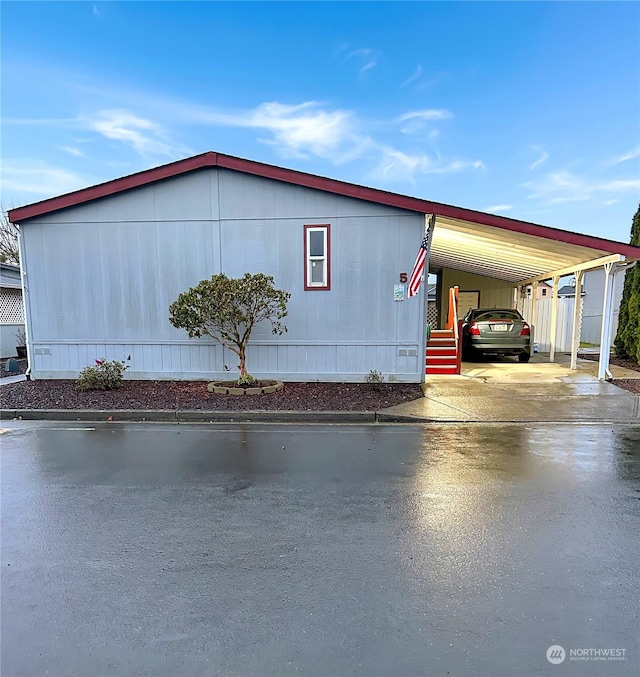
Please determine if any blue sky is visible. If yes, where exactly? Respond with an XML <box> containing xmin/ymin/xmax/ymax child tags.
<box><xmin>2</xmin><ymin>1</ymin><xmax>639</xmax><ymax>242</ymax></box>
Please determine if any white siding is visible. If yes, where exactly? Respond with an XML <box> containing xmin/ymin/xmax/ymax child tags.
<box><xmin>21</xmin><ymin>168</ymin><xmax>426</xmax><ymax>382</ymax></box>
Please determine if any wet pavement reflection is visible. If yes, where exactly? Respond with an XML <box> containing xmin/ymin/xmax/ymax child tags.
<box><xmin>1</xmin><ymin>422</ymin><xmax>638</xmax><ymax>676</ymax></box>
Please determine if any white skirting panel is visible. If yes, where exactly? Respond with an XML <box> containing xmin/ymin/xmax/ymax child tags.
<box><xmin>28</xmin><ymin>340</ymin><xmax>423</xmax><ymax>383</ymax></box>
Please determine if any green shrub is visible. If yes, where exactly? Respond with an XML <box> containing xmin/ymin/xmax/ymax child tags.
<box><xmin>366</xmin><ymin>369</ymin><xmax>385</xmax><ymax>388</ymax></box>
<box><xmin>76</xmin><ymin>358</ymin><xmax>129</xmax><ymax>391</ymax></box>
<box><xmin>237</xmin><ymin>373</ymin><xmax>256</xmax><ymax>386</ymax></box>
<box><xmin>614</xmin><ymin>203</ymin><xmax>640</xmax><ymax>364</ymax></box>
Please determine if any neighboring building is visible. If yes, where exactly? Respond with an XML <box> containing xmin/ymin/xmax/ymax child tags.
<box><xmin>9</xmin><ymin>152</ymin><xmax>640</xmax><ymax>382</ymax></box>
<box><xmin>557</xmin><ymin>284</ymin><xmax>585</xmax><ymax>297</ymax></box>
<box><xmin>526</xmin><ymin>281</ymin><xmax>553</xmax><ymax>299</ymax></box>
<box><xmin>0</xmin><ymin>263</ymin><xmax>24</xmax><ymax>359</ymax></box>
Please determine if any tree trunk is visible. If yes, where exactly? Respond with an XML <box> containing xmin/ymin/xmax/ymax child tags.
<box><xmin>238</xmin><ymin>350</ymin><xmax>247</xmax><ymax>377</ymax></box>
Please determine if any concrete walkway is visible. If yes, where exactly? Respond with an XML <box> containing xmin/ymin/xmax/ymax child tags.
<box><xmin>381</xmin><ymin>355</ymin><xmax>640</xmax><ymax>423</ymax></box>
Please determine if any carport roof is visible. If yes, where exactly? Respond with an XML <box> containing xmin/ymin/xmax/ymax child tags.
<box><xmin>9</xmin><ymin>151</ymin><xmax>640</xmax><ymax>283</ymax></box>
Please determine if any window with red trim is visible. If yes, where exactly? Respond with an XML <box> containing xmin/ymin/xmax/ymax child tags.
<box><xmin>304</xmin><ymin>224</ymin><xmax>331</xmax><ymax>290</ymax></box>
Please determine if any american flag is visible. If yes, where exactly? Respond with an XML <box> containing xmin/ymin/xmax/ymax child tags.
<box><xmin>407</xmin><ymin>214</ymin><xmax>435</xmax><ymax>298</ymax></box>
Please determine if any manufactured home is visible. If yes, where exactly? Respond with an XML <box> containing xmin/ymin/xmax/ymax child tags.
<box><xmin>9</xmin><ymin>152</ymin><xmax>640</xmax><ymax>382</ymax></box>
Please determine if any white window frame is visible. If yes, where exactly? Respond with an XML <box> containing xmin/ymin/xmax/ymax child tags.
<box><xmin>304</xmin><ymin>224</ymin><xmax>330</xmax><ymax>290</ymax></box>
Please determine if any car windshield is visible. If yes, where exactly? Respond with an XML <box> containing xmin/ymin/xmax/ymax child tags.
<box><xmin>473</xmin><ymin>310</ymin><xmax>522</xmax><ymax>322</ymax></box>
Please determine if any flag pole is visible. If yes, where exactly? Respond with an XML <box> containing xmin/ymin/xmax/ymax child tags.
<box><xmin>407</xmin><ymin>213</ymin><xmax>435</xmax><ymax>298</ymax></box>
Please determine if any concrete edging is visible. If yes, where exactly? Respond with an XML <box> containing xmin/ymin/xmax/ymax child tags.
<box><xmin>0</xmin><ymin>409</ymin><xmax>377</xmax><ymax>423</ymax></box>
<box><xmin>2</xmin><ymin>409</ymin><xmax>638</xmax><ymax>424</ymax></box>
<box><xmin>206</xmin><ymin>380</ymin><xmax>284</xmax><ymax>396</ymax></box>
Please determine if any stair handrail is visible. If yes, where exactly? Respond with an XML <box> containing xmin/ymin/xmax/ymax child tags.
<box><xmin>448</xmin><ymin>286</ymin><xmax>462</xmax><ymax>375</ymax></box>
<box><xmin>446</xmin><ymin>286</ymin><xmax>459</xmax><ymax>339</ymax></box>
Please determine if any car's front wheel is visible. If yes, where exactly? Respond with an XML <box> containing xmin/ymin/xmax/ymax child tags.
<box><xmin>518</xmin><ymin>353</ymin><xmax>531</xmax><ymax>363</ymax></box>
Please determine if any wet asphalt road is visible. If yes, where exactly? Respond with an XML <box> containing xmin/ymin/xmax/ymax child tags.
<box><xmin>1</xmin><ymin>422</ymin><xmax>639</xmax><ymax>677</ymax></box>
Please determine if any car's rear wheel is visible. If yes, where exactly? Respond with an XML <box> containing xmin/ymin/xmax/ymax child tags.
<box><xmin>518</xmin><ymin>353</ymin><xmax>531</xmax><ymax>363</ymax></box>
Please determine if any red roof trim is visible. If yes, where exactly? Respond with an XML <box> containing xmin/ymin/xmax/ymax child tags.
<box><xmin>8</xmin><ymin>151</ymin><xmax>640</xmax><ymax>260</ymax></box>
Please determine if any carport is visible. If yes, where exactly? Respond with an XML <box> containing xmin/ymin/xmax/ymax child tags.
<box><xmin>425</xmin><ymin>211</ymin><xmax>640</xmax><ymax>381</ymax></box>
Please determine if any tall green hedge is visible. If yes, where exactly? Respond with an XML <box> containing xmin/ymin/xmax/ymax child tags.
<box><xmin>614</xmin><ymin>203</ymin><xmax>640</xmax><ymax>363</ymax></box>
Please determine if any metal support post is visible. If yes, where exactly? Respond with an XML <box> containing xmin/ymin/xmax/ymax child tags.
<box><xmin>570</xmin><ymin>270</ymin><xmax>584</xmax><ymax>370</ymax></box>
<box><xmin>530</xmin><ymin>281</ymin><xmax>538</xmax><ymax>357</ymax></box>
<box><xmin>549</xmin><ymin>275</ymin><xmax>559</xmax><ymax>362</ymax></box>
<box><xmin>598</xmin><ymin>261</ymin><xmax>637</xmax><ymax>380</ymax></box>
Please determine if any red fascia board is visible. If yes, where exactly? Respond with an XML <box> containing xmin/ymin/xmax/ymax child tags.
<box><xmin>9</xmin><ymin>151</ymin><xmax>640</xmax><ymax>261</ymax></box>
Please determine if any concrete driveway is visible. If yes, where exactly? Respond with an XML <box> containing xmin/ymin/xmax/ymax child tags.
<box><xmin>384</xmin><ymin>355</ymin><xmax>640</xmax><ymax>423</ymax></box>
<box><xmin>1</xmin><ymin>421</ymin><xmax>638</xmax><ymax>676</ymax></box>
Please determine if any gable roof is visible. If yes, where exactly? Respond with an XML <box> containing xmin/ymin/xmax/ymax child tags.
<box><xmin>558</xmin><ymin>285</ymin><xmax>585</xmax><ymax>296</ymax></box>
<box><xmin>8</xmin><ymin>151</ymin><xmax>640</xmax><ymax>283</ymax></box>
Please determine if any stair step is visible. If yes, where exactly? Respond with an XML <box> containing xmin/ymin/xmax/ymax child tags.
<box><xmin>426</xmin><ymin>356</ymin><xmax>458</xmax><ymax>364</ymax></box>
<box><xmin>426</xmin><ymin>351</ymin><xmax>457</xmax><ymax>358</ymax></box>
<box><xmin>426</xmin><ymin>365</ymin><xmax>460</xmax><ymax>375</ymax></box>
<box><xmin>430</xmin><ymin>330</ymin><xmax>455</xmax><ymax>337</ymax></box>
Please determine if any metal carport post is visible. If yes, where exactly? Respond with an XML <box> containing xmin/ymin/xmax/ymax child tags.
<box><xmin>517</xmin><ymin>254</ymin><xmax>630</xmax><ymax>373</ymax></box>
<box><xmin>598</xmin><ymin>260</ymin><xmax>637</xmax><ymax>380</ymax></box>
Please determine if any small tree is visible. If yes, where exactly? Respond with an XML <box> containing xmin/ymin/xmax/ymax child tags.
<box><xmin>0</xmin><ymin>206</ymin><xmax>20</xmax><ymax>265</ymax></box>
<box><xmin>169</xmin><ymin>273</ymin><xmax>291</xmax><ymax>378</ymax></box>
<box><xmin>614</xmin><ymin>203</ymin><xmax>640</xmax><ymax>364</ymax></box>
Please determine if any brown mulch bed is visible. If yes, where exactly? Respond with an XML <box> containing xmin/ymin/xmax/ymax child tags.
<box><xmin>0</xmin><ymin>380</ymin><xmax>423</xmax><ymax>412</ymax></box>
<box><xmin>579</xmin><ymin>353</ymin><xmax>640</xmax><ymax>396</ymax></box>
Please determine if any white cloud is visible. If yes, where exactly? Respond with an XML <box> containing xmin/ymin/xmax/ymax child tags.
<box><xmin>401</xmin><ymin>65</ymin><xmax>423</xmax><ymax>88</ymax></box>
<box><xmin>397</xmin><ymin>109</ymin><xmax>453</xmax><ymax>123</ymax></box>
<box><xmin>2</xmin><ymin>116</ymin><xmax>79</xmax><ymax>127</ymax></box>
<box><xmin>185</xmin><ymin>99</ymin><xmax>482</xmax><ymax>182</ymax></box>
<box><xmin>484</xmin><ymin>204</ymin><xmax>513</xmax><ymax>213</ymax></box>
<box><xmin>83</xmin><ymin>109</ymin><xmax>192</xmax><ymax>158</ymax></box>
<box><xmin>522</xmin><ymin>171</ymin><xmax>590</xmax><ymax>203</ymax></box>
<box><xmin>370</xmin><ymin>148</ymin><xmax>483</xmax><ymax>184</ymax></box>
<box><xmin>60</xmin><ymin>146</ymin><xmax>83</xmax><ymax>157</ymax></box>
<box><xmin>345</xmin><ymin>48</ymin><xmax>378</xmax><ymax>76</ymax></box>
<box><xmin>522</xmin><ymin>170</ymin><xmax>640</xmax><ymax>204</ymax></box>
<box><xmin>529</xmin><ymin>146</ymin><xmax>549</xmax><ymax>170</ymax></box>
<box><xmin>1</xmin><ymin>162</ymin><xmax>90</xmax><ymax>198</ymax></box>
<box><xmin>4</xmin><ymin>109</ymin><xmax>190</xmax><ymax>160</ymax></box>
<box><xmin>611</xmin><ymin>146</ymin><xmax>640</xmax><ymax>165</ymax></box>
<box><xmin>597</xmin><ymin>179</ymin><xmax>640</xmax><ymax>192</ymax></box>
<box><xmin>193</xmin><ymin>101</ymin><xmax>362</xmax><ymax>161</ymax></box>
<box><xmin>396</xmin><ymin>109</ymin><xmax>453</xmax><ymax>135</ymax></box>
<box><xmin>400</xmin><ymin>65</ymin><xmax>442</xmax><ymax>90</ymax></box>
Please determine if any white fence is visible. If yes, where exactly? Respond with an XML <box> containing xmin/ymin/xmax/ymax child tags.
<box><xmin>520</xmin><ymin>296</ymin><xmax>581</xmax><ymax>353</ymax></box>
